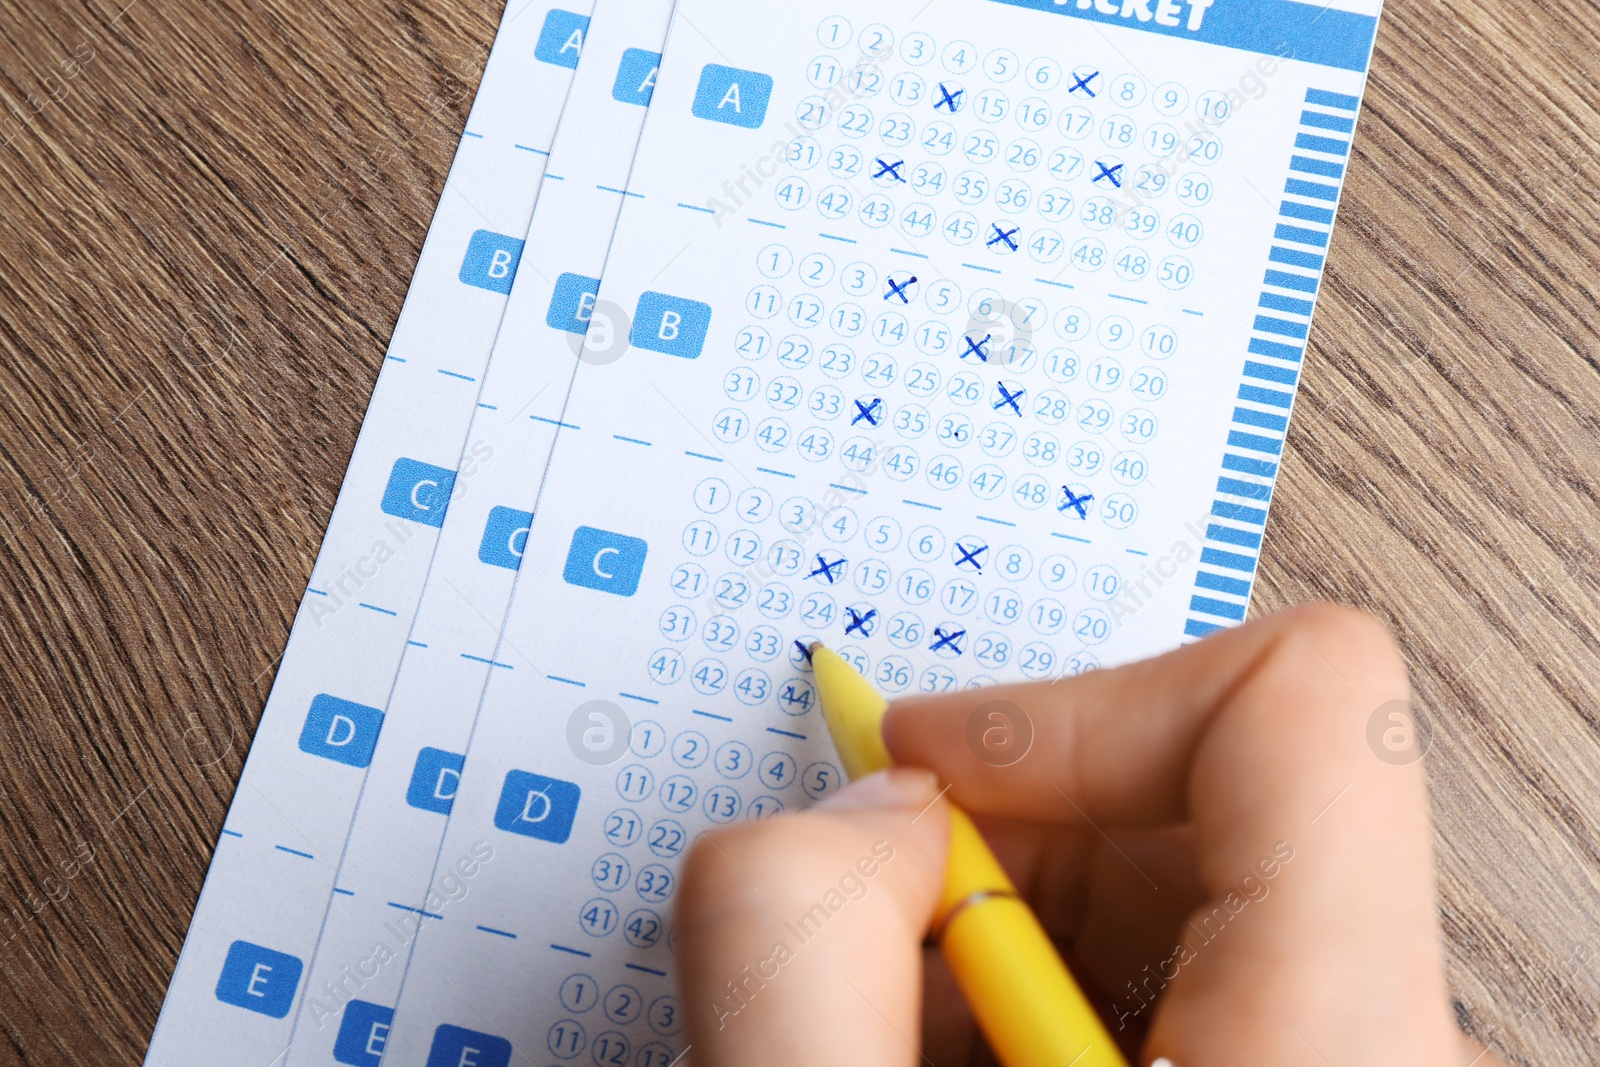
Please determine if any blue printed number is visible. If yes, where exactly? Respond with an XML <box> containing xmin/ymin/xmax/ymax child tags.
<box><xmin>381</xmin><ymin>458</ymin><xmax>455</xmax><ymax>527</ymax></box>
<box><xmin>425</xmin><ymin>1024</ymin><xmax>512</xmax><ymax>1067</ymax></box>
<box><xmin>629</xmin><ymin>292</ymin><xmax>712</xmax><ymax>359</ymax></box>
<box><xmin>533</xmin><ymin>9</ymin><xmax>589</xmax><ymax>68</ymax></box>
<box><xmin>547</xmin><ymin>273</ymin><xmax>601</xmax><ymax>335</ymax></box>
<box><xmin>613</xmin><ymin>48</ymin><xmax>661</xmax><ymax>107</ymax></box>
<box><xmin>215</xmin><ymin>940</ymin><xmax>302</xmax><ymax>1018</ymax></box>
<box><xmin>298</xmin><ymin>694</ymin><xmax>383</xmax><ymax>768</ymax></box>
<box><xmin>406</xmin><ymin>747</ymin><xmax>464</xmax><ymax>815</ymax></box>
<box><xmin>563</xmin><ymin>526</ymin><xmax>648</xmax><ymax>597</ymax></box>
<box><xmin>692</xmin><ymin>64</ymin><xmax>774</xmax><ymax>129</ymax></box>
<box><xmin>478</xmin><ymin>505</ymin><xmax>532</xmax><ymax>570</ymax></box>
<box><xmin>333</xmin><ymin>1000</ymin><xmax>394</xmax><ymax>1066</ymax></box>
<box><xmin>458</xmin><ymin>229</ymin><xmax>524</xmax><ymax>294</ymax></box>
<box><xmin>493</xmin><ymin>770</ymin><xmax>581</xmax><ymax>843</ymax></box>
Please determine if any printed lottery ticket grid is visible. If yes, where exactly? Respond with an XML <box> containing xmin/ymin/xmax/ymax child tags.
<box><xmin>366</xmin><ymin>1</ymin><xmax>1377</xmax><ymax>1064</ymax></box>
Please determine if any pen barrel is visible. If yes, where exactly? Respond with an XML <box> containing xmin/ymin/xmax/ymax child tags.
<box><xmin>937</xmin><ymin>810</ymin><xmax>1129</xmax><ymax>1067</ymax></box>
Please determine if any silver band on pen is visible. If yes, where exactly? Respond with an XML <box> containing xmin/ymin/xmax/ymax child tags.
<box><xmin>929</xmin><ymin>888</ymin><xmax>1023</xmax><ymax>944</ymax></box>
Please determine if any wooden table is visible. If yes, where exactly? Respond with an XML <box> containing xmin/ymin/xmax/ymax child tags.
<box><xmin>1</xmin><ymin>0</ymin><xmax>1596</xmax><ymax>1061</ymax></box>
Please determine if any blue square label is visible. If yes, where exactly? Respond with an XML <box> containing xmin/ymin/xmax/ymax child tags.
<box><xmin>478</xmin><ymin>506</ymin><xmax>532</xmax><ymax>570</ymax></box>
<box><xmin>215</xmin><ymin>940</ymin><xmax>302</xmax><ymax>1018</ymax></box>
<box><xmin>333</xmin><ymin>999</ymin><xmax>394</xmax><ymax>1066</ymax></box>
<box><xmin>299</xmin><ymin>694</ymin><xmax>384</xmax><ymax>768</ymax></box>
<box><xmin>546</xmin><ymin>273</ymin><xmax>601</xmax><ymax>335</ymax></box>
<box><xmin>692</xmin><ymin>64</ymin><xmax>774</xmax><ymax>128</ymax></box>
<box><xmin>534</xmin><ymin>9</ymin><xmax>589</xmax><ymax>68</ymax></box>
<box><xmin>425</xmin><ymin>1024</ymin><xmax>512</xmax><ymax>1067</ymax></box>
<box><xmin>493</xmin><ymin>770</ymin><xmax>581</xmax><ymax>843</ymax></box>
<box><xmin>381</xmin><ymin>458</ymin><xmax>455</xmax><ymax>527</ymax></box>
<box><xmin>458</xmin><ymin>230</ymin><xmax>524</xmax><ymax>294</ymax></box>
<box><xmin>613</xmin><ymin>48</ymin><xmax>661</xmax><ymax>106</ymax></box>
<box><xmin>563</xmin><ymin>526</ymin><xmax>648</xmax><ymax>597</ymax></box>
<box><xmin>406</xmin><ymin>747</ymin><xmax>465</xmax><ymax>815</ymax></box>
<box><xmin>629</xmin><ymin>292</ymin><xmax>712</xmax><ymax>360</ymax></box>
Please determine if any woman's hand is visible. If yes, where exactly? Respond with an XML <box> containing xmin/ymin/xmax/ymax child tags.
<box><xmin>676</xmin><ymin>604</ymin><xmax>1500</xmax><ymax>1066</ymax></box>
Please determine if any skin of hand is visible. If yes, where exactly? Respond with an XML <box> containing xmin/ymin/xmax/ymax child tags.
<box><xmin>675</xmin><ymin>604</ymin><xmax>1506</xmax><ymax>1066</ymax></box>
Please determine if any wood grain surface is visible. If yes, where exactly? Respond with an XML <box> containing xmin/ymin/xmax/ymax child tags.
<box><xmin>0</xmin><ymin>0</ymin><xmax>1596</xmax><ymax>1061</ymax></box>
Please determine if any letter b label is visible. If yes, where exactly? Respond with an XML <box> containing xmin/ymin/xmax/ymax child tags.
<box><xmin>629</xmin><ymin>292</ymin><xmax>711</xmax><ymax>359</ymax></box>
<box><xmin>459</xmin><ymin>230</ymin><xmax>525</xmax><ymax>294</ymax></box>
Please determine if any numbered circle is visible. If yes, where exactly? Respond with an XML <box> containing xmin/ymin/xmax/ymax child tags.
<box><xmin>942</xmin><ymin>41</ymin><xmax>978</xmax><ymax>74</ymax></box>
<box><xmin>816</xmin><ymin>15</ymin><xmax>852</xmax><ymax>48</ymax></box>
<box><xmin>900</xmin><ymin>31</ymin><xmax>935</xmax><ymax>65</ymax></box>
<box><xmin>757</xmin><ymin>244</ymin><xmax>793</xmax><ymax>278</ymax></box>
<box><xmin>858</xmin><ymin>22</ymin><xmax>894</xmax><ymax>58</ymax></box>
<box><xmin>548</xmin><ymin>1019</ymin><xmax>587</xmax><ymax>1060</ymax></box>
<box><xmin>1154</xmin><ymin>81</ymin><xmax>1189</xmax><ymax>115</ymax></box>
<box><xmin>1026</xmin><ymin>56</ymin><xmax>1063</xmax><ymax>90</ymax></box>
<box><xmin>1040</xmin><ymin>554</ymin><xmax>1078</xmax><ymax>590</ymax></box>
<box><xmin>561</xmin><ymin>974</ymin><xmax>600</xmax><ymax>1014</ymax></box>
<box><xmin>1158</xmin><ymin>255</ymin><xmax>1194</xmax><ymax>290</ymax></box>
<box><xmin>647</xmin><ymin>818</ymin><xmax>687</xmax><ymax>858</ymax></box>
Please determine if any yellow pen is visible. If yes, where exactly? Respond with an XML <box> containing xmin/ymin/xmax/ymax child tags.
<box><xmin>811</xmin><ymin>643</ymin><xmax>1130</xmax><ymax>1067</ymax></box>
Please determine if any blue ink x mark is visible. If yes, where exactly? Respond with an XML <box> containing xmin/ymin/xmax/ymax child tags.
<box><xmin>873</xmin><ymin>157</ymin><xmax>906</xmax><ymax>182</ymax></box>
<box><xmin>808</xmin><ymin>553</ymin><xmax>846</xmax><ymax>583</ymax></box>
<box><xmin>884</xmin><ymin>275</ymin><xmax>916</xmax><ymax>302</ymax></box>
<box><xmin>852</xmin><ymin>397</ymin><xmax>884</xmax><ymax>426</ymax></box>
<box><xmin>793</xmin><ymin>640</ymin><xmax>813</xmax><ymax>664</ymax></box>
<box><xmin>961</xmin><ymin>333</ymin><xmax>991</xmax><ymax>362</ymax></box>
<box><xmin>843</xmin><ymin>606</ymin><xmax>877</xmax><ymax>637</ymax></box>
<box><xmin>953</xmin><ymin>540</ymin><xmax>987</xmax><ymax>572</ymax></box>
<box><xmin>935</xmin><ymin>83</ymin><xmax>963</xmax><ymax>112</ymax></box>
<box><xmin>994</xmin><ymin>382</ymin><xmax>1024</xmax><ymax>415</ymax></box>
<box><xmin>987</xmin><ymin>224</ymin><xmax>1019</xmax><ymax>251</ymax></box>
<box><xmin>1093</xmin><ymin>161</ymin><xmax>1124</xmax><ymax>187</ymax></box>
<box><xmin>1060</xmin><ymin>487</ymin><xmax>1095</xmax><ymax>519</ymax></box>
<box><xmin>1070</xmin><ymin>70</ymin><xmax>1099</xmax><ymax>96</ymax></box>
<box><xmin>931</xmin><ymin>627</ymin><xmax>966</xmax><ymax>655</ymax></box>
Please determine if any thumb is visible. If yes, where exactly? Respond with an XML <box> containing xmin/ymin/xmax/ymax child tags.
<box><xmin>677</xmin><ymin>768</ymin><xmax>951</xmax><ymax>1066</ymax></box>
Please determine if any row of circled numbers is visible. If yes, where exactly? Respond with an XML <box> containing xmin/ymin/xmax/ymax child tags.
<box><xmin>663</xmin><ymin>480</ymin><xmax>1128</xmax><ymax>693</ymax></box>
<box><xmin>775</xmin><ymin>15</ymin><xmax>1228</xmax><ymax>283</ymax></box>
<box><xmin>545</xmin><ymin>979</ymin><xmax>679</xmax><ymax>1066</ymax></box>
<box><xmin>720</xmin><ymin>245</ymin><xmax>1174</xmax><ymax>521</ymax></box>
<box><xmin>573</xmin><ymin>726</ymin><xmax>841</xmax><ymax>952</ymax></box>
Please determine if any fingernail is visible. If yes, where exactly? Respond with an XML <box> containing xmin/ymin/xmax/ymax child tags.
<box><xmin>1151</xmin><ymin>1058</ymin><xmax>1178</xmax><ymax>1067</ymax></box>
<box><xmin>815</xmin><ymin>768</ymin><xmax>939</xmax><ymax>811</ymax></box>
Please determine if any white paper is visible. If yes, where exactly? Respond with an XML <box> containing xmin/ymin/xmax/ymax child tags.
<box><xmin>276</xmin><ymin>2</ymin><xmax>673</xmax><ymax>1062</ymax></box>
<box><xmin>143</xmin><ymin>3</ymin><xmax>595</xmax><ymax>1061</ymax></box>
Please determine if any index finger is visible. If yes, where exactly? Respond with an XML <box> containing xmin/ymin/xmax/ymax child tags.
<box><xmin>883</xmin><ymin>602</ymin><xmax>1415</xmax><ymax>838</ymax></box>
